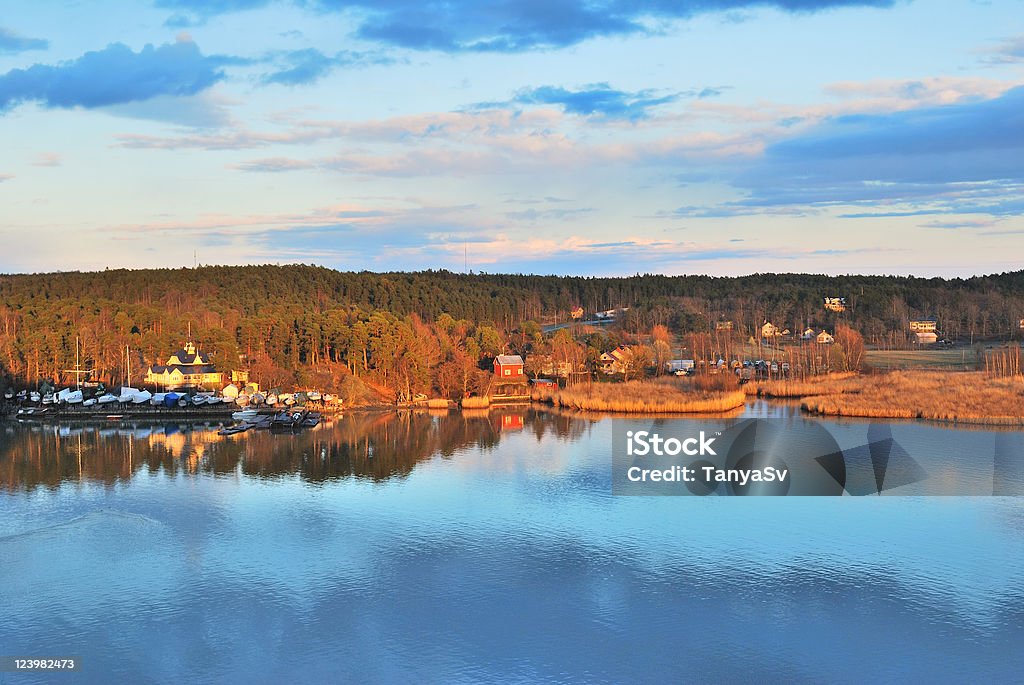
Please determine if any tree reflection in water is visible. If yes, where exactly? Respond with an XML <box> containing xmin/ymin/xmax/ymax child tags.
<box><xmin>0</xmin><ymin>409</ymin><xmax>589</xmax><ymax>491</ymax></box>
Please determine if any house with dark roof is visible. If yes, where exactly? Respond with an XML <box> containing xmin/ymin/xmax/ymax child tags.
<box><xmin>145</xmin><ymin>341</ymin><xmax>223</xmax><ymax>390</ymax></box>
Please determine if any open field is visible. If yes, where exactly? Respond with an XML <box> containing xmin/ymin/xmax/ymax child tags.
<box><xmin>865</xmin><ymin>348</ymin><xmax>980</xmax><ymax>370</ymax></box>
<box><xmin>793</xmin><ymin>371</ymin><xmax>1024</xmax><ymax>425</ymax></box>
<box><xmin>531</xmin><ymin>378</ymin><xmax>746</xmax><ymax>414</ymax></box>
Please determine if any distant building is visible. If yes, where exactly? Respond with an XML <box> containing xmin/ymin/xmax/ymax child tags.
<box><xmin>816</xmin><ymin>330</ymin><xmax>835</xmax><ymax>345</ymax></box>
<box><xmin>493</xmin><ymin>354</ymin><xmax>525</xmax><ymax>379</ymax></box>
<box><xmin>600</xmin><ymin>345</ymin><xmax>631</xmax><ymax>374</ymax></box>
<box><xmin>910</xmin><ymin>319</ymin><xmax>938</xmax><ymax>332</ymax></box>
<box><xmin>231</xmin><ymin>369</ymin><xmax>249</xmax><ymax>384</ymax></box>
<box><xmin>145</xmin><ymin>341</ymin><xmax>223</xmax><ymax>390</ymax></box>
<box><xmin>594</xmin><ymin>307</ymin><xmax>629</xmax><ymax>320</ymax></box>
<box><xmin>801</xmin><ymin>327</ymin><xmax>816</xmax><ymax>340</ymax></box>
<box><xmin>761</xmin><ymin>322</ymin><xmax>781</xmax><ymax>339</ymax></box>
<box><xmin>1019</xmin><ymin>318</ymin><xmax>1024</xmax><ymax>329</ymax></box>
<box><xmin>915</xmin><ymin>331</ymin><xmax>938</xmax><ymax>344</ymax></box>
<box><xmin>824</xmin><ymin>297</ymin><xmax>847</xmax><ymax>313</ymax></box>
<box><xmin>666</xmin><ymin>359</ymin><xmax>695</xmax><ymax>373</ymax></box>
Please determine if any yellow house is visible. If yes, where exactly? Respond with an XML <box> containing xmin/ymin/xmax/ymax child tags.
<box><xmin>145</xmin><ymin>341</ymin><xmax>223</xmax><ymax>390</ymax></box>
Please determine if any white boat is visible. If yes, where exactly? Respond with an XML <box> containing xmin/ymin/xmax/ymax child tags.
<box><xmin>57</xmin><ymin>388</ymin><xmax>73</xmax><ymax>402</ymax></box>
<box><xmin>283</xmin><ymin>395</ymin><xmax>295</xmax><ymax>406</ymax></box>
<box><xmin>266</xmin><ymin>394</ymin><xmax>278</xmax><ymax>406</ymax></box>
<box><xmin>192</xmin><ymin>395</ymin><xmax>208</xmax><ymax>406</ymax></box>
<box><xmin>132</xmin><ymin>390</ymin><xmax>152</xmax><ymax>404</ymax></box>
<box><xmin>206</xmin><ymin>396</ymin><xmax>222</xmax><ymax>405</ymax></box>
<box><xmin>151</xmin><ymin>393</ymin><xmax>167</xmax><ymax>406</ymax></box>
<box><xmin>83</xmin><ymin>398</ymin><xmax>97</xmax><ymax>407</ymax></box>
<box><xmin>3</xmin><ymin>389</ymin><xmax>12</xmax><ymax>400</ymax></box>
<box><xmin>118</xmin><ymin>387</ymin><xmax>140</xmax><ymax>403</ymax></box>
<box><xmin>97</xmin><ymin>394</ymin><xmax>119</xmax><ymax>404</ymax></box>
<box><xmin>231</xmin><ymin>409</ymin><xmax>258</xmax><ymax>421</ymax></box>
<box><xmin>236</xmin><ymin>393</ymin><xmax>250</xmax><ymax>407</ymax></box>
<box><xmin>308</xmin><ymin>391</ymin><xmax>322</xmax><ymax>401</ymax></box>
<box><xmin>250</xmin><ymin>392</ymin><xmax>265</xmax><ymax>406</ymax></box>
<box><xmin>35</xmin><ymin>392</ymin><xmax>45</xmax><ymax>403</ymax></box>
<box><xmin>66</xmin><ymin>390</ymin><xmax>84</xmax><ymax>404</ymax></box>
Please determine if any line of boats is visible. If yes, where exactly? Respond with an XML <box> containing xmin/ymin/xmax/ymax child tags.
<box><xmin>3</xmin><ymin>387</ymin><xmax>339</xmax><ymax>410</ymax></box>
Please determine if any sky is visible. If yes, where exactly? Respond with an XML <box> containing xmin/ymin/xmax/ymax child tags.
<box><xmin>0</xmin><ymin>1</ymin><xmax>1022</xmax><ymax>277</ymax></box>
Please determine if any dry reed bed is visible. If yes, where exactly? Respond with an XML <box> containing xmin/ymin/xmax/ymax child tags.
<box><xmin>532</xmin><ymin>379</ymin><xmax>747</xmax><ymax>414</ymax></box>
<box><xmin>460</xmin><ymin>396</ymin><xmax>490</xmax><ymax>409</ymax></box>
<box><xmin>751</xmin><ymin>372</ymin><xmax>863</xmax><ymax>398</ymax></box>
<box><xmin>800</xmin><ymin>371</ymin><xmax>1024</xmax><ymax>425</ymax></box>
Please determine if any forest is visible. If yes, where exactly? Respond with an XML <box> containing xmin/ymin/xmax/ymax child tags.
<box><xmin>1</xmin><ymin>265</ymin><xmax>1022</xmax><ymax>402</ymax></box>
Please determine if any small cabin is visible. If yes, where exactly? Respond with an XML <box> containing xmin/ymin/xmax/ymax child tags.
<box><xmin>493</xmin><ymin>354</ymin><xmax>525</xmax><ymax>379</ymax></box>
<box><xmin>915</xmin><ymin>331</ymin><xmax>938</xmax><ymax>344</ymax></box>
<box><xmin>761</xmin><ymin>322</ymin><xmax>780</xmax><ymax>339</ymax></box>
<box><xmin>817</xmin><ymin>330</ymin><xmax>834</xmax><ymax>345</ymax></box>
<box><xmin>801</xmin><ymin>327</ymin><xmax>816</xmax><ymax>340</ymax></box>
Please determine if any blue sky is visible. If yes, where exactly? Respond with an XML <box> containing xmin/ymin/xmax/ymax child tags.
<box><xmin>0</xmin><ymin>0</ymin><xmax>1022</xmax><ymax>276</ymax></box>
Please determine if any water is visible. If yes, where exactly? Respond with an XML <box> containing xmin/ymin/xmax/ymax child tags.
<box><xmin>2</xmin><ymin>406</ymin><xmax>1024</xmax><ymax>683</ymax></box>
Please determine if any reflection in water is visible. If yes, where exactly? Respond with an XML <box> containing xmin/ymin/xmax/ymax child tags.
<box><xmin>1</xmin><ymin>405</ymin><xmax>1024</xmax><ymax>682</ymax></box>
<box><xmin>0</xmin><ymin>409</ymin><xmax>587</xmax><ymax>491</ymax></box>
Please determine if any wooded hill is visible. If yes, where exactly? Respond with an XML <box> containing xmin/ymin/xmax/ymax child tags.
<box><xmin>1</xmin><ymin>265</ymin><xmax>1022</xmax><ymax>398</ymax></box>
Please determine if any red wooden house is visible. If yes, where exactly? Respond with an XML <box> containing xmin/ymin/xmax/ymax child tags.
<box><xmin>493</xmin><ymin>354</ymin><xmax>525</xmax><ymax>379</ymax></box>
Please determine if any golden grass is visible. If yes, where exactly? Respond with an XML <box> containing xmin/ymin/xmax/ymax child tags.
<box><xmin>460</xmin><ymin>396</ymin><xmax>490</xmax><ymax>409</ymax></box>
<box><xmin>751</xmin><ymin>372</ymin><xmax>862</xmax><ymax>398</ymax></box>
<box><xmin>426</xmin><ymin>398</ymin><xmax>451</xmax><ymax>409</ymax></box>
<box><xmin>798</xmin><ymin>371</ymin><xmax>1024</xmax><ymax>425</ymax></box>
<box><xmin>865</xmin><ymin>348</ymin><xmax>976</xmax><ymax>370</ymax></box>
<box><xmin>532</xmin><ymin>378</ymin><xmax>746</xmax><ymax>414</ymax></box>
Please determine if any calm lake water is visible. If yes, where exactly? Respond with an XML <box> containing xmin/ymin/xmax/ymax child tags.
<box><xmin>2</xmin><ymin>403</ymin><xmax>1024</xmax><ymax>683</ymax></box>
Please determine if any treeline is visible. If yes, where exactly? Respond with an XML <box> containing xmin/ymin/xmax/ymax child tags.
<box><xmin>1</xmin><ymin>265</ymin><xmax>1022</xmax><ymax>397</ymax></box>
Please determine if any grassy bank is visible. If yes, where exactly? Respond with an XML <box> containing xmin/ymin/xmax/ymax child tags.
<box><xmin>791</xmin><ymin>371</ymin><xmax>1024</xmax><ymax>425</ymax></box>
<box><xmin>531</xmin><ymin>378</ymin><xmax>747</xmax><ymax>414</ymax></box>
<box><xmin>749</xmin><ymin>372</ymin><xmax>863</xmax><ymax>398</ymax></box>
